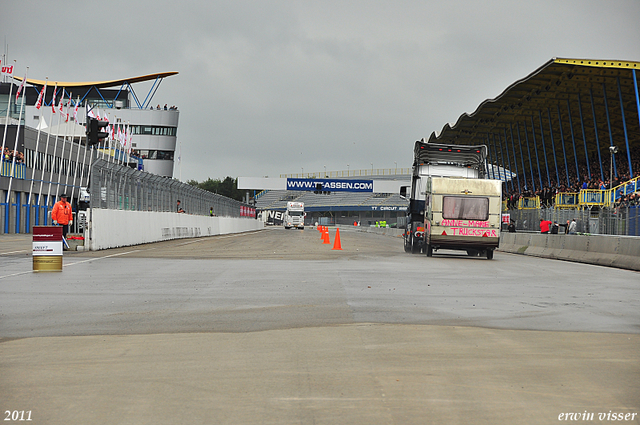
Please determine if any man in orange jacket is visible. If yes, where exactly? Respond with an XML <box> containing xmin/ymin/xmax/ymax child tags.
<box><xmin>52</xmin><ymin>194</ymin><xmax>73</xmax><ymax>238</ymax></box>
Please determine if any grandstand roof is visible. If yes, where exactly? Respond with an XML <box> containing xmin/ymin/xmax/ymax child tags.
<box><xmin>428</xmin><ymin>57</ymin><xmax>640</xmax><ymax>186</ymax></box>
<box><xmin>14</xmin><ymin>72</ymin><xmax>179</xmax><ymax>89</ymax></box>
<box><xmin>429</xmin><ymin>58</ymin><xmax>639</xmax><ymax>144</ymax></box>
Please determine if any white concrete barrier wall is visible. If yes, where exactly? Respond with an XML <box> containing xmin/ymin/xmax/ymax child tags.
<box><xmin>86</xmin><ymin>209</ymin><xmax>264</xmax><ymax>251</ymax></box>
<box><xmin>498</xmin><ymin>232</ymin><xmax>640</xmax><ymax>271</ymax></box>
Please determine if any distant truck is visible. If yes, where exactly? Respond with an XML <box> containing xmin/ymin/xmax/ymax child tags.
<box><xmin>284</xmin><ymin>201</ymin><xmax>304</xmax><ymax>229</ymax></box>
<box><xmin>400</xmin><ymin>140</ymin><xmax>501</xmax><ymax>259</ymax></box>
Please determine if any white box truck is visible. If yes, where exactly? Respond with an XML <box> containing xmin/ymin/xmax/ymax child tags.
<box><xmin>284</xmin><ymin>201</ymin><xmax>304</xmax><ymax>229</ymax></box>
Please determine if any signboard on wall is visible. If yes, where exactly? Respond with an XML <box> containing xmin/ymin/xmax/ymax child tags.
<box><xmin>286</xmin><ymin>178</ymin><xmax>373</xmax><ymax>193</ymax></box>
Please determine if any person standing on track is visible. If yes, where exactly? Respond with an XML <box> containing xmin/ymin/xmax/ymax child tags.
<box><xmin>52</xmin><ymin>194</ymin><xmax>73</xmax><ymax>239</ymax></box>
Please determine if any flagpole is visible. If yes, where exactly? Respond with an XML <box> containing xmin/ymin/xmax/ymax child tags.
<box><xmin>5</xmin><ymin>66</ymin><xmax>28</xmax><ymax>207</ymax></box>
<box><xmin>37</xmin><ymin>83</ymin><xmax>57</xmax><ymax>220</ymax></box>
<box><xmin>126</xmin><ymin>121</ymin><xmax>131</xmax><ymax>166</ymax></box>
<box><xmin>46</xmin><ymin>86</ymin><xmax>65</xmax><ymax>203</ymax></box>
<box><xmin>0</xmin><ymin>60</ymin><xmax>16</xmax><ymax>188</ymax></box>
<box><xmin>106</xmin><ymin>111</ymin><xmax>113</xmax><ymax>163</ymax></box>
<box><xmin>28</xmin><ymin>77</ymin><xmax>47</xmax><ymax>207</ymax></box>
<box><xmin>77</xmin><ymin>113</ymin><xmax>90</xmax><ymax>201</ymax></box>
<box><xmin>70</xmin><ymin>97</ymin><xmax>83</xmax><ymax>202</ymax></box>
<box><xmin>62</xmin><ymin>93</ymin><xmax>74</xmax><ymax>196</ymax></box>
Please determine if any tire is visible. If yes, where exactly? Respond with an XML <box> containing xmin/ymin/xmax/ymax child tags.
<box><xmin>403</xmin><ymin>235</ymin><xmax>411</xmax><ymax>253</ymax></box>
<box><xmin>486</xmin><ymin>249</ymin><xmax>494</xmax><ymax>260</ymax></box>
<box><xmin>426</xmin><ymin>244</ymin><xmax>433</xmax><ymax>257</ymax></box>
<box><xmin>411</xmin><ymin>235</ymin><xmax>420</xmax><ymax>254</ymax></box>
<box><xmin>466</xmin><ymin>249</ymin><xmax>478</xmax><ymax>257</ymax></box>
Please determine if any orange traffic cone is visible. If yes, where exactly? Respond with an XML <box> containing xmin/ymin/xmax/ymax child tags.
<box><xmin>323</xmin><ymin>230</ymin><xmax>331</xmax><ymax>244</ymax></box>
<box><xmin>332</xmin><ymin>228</ymin><xmax>342</xmax><ymax>250</ymax></box>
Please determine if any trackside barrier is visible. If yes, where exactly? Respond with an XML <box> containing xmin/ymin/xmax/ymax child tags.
<box><xmin>498</xmin><ymin>232</ymin><xmax>640</xmax><ymax>271</ymax></box>
<box><xmin>349</xmin><ymin>224</ymin><xmax>404</xmax><ymax>238</ymax></box>
<box><xmin>85</xmin><ymin>208</ymin><xmax>264</xmax><ymax>251</ymax></box>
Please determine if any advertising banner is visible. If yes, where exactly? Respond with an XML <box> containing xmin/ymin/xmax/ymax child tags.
<box><xmin>286</xmin><ymin>178</ymin><xmax>373</xmax><ymax>193</ymax></box>
<box><xmin>265</xmin><ymin>210</ymin><xmax>284</xmax><ymax>225</ymax></box>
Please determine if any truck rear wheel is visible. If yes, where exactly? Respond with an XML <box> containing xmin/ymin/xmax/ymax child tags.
<box><xmin>410</xmin><ymin>235</ymin><xmax>420</xmax><ymax>254</ymax></box>
<box><xmin>426</xmin><ymin>244</ymin><xmax>433</xmax><ymax>257</ymax></box>
<box><xmin>486</xmin><ymin>249</ymin><xmax>494</xmax><ymax>260</ymax></box>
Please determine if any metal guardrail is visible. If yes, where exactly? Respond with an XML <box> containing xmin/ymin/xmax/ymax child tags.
<box><xmin>1</xmin><ymin>160</ymin><xmax>26</xmax><ymax>178</ymax></box>
<box><xmin>507</xmin><ymin>206</ymin><xmax>640</xmax><ymax>236</ymax></box>
<box><xmin>555</xmin><ymin>192</ymin><xmax>579</xmax><ymax>209</ymax></box>
<box><xmin>89</xmin><ymin>157</ymin><xmax>254</xmax><ymax>217</ymax></box>
<box><xmin>518</xmin><ymin>196</ymin><xmax>540</xmax><ymax>210</ymax></box>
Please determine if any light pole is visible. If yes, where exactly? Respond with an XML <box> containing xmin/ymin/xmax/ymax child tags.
<box><xmin>394</xmin><ymin>161</ymin><xmax>397</xmax><ymax>173</ymax></box>
<box><xmin>301</xmin><ymin>167</ymin><xmax>304</xmax><ymax>177</ymax></box>
<box><xmin>371</xmin><ymin>163</ymin><xmax>373</xmax><ymax>175</ymax></box>
<box><xmin>347</xmin><ymin>164</ymin><xmax>349</xmax><ymax>175</ymax></box>
<box><xmin>324</xmin><ymin>165</ymin><xmax>326</xmax><ymax>177</ymax></box>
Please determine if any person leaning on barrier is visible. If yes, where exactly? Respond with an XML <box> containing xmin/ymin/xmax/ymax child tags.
<box><xmin>568</xmin><ymin>219</ymin><xmax>577</xmax><ymax>235</ymax></box>
<box><xmin>507</xmin><ymin>220</ymin><xmax>516</xmax><ymax>233</ymax></box>
<box><xmin>177</xmin><ymin>200</ymin><xmax>185</xmax><ymax>214</ymax></box>
<box><xmin>52</xmin><ymin>194</ymin><xmax>73</xmax><ymax>239</ymax></box>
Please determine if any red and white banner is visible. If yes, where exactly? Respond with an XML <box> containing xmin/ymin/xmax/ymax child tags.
<box><xmin>0</xmin><ymin>59</ymin><xmax>13</xmax><ymax>75</ymax></box>
<box><xmin>35</xmin><ymin>81</ymin><xmax>47</xmax><ymax>109</ymax></box>
<box><xmin>15</xmin><ymin>71</ymin><xmax>26</xmax><ymax>101</ymax></box>
<box><xmin>51</xmin><ymin>85</ymin><xmax>57</xmax><ymax>113</ymax></box>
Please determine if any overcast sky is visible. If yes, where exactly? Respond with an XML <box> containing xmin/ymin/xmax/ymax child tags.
<box><xmin>3</xmin><ymin>0</ymin><xmax>639</xmax><ymax>182</ymax></box>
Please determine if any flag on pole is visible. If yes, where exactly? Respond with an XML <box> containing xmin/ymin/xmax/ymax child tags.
<box><xmin>73</xmin><ymin>100</ymin><xmax>79</xmax><ymax>122</ymax></box>
<box><xmin>58</xmin><ymin>90</ymin><xmax>64</xmax><ymax>113</ymax></box>
<box><xmin>15</xmin><ymin>71</ymin><xmax>27</xmax><ymax>101</ymax></box>
<box><xmin>35</xmin><ymin>81</ymin><xmax>47</xmax><ymax>109</ymax></box>
<box><xmin>51</xmin><ymin>85</ymin><xmax>57</xmax><ymax>113</ymax></box>
<box><xmin>66</xmin><ymin>94</ymin><xmax>72</xmax><ymax>122</ymax></box>
<box><xmin>126</xmin><ymin>125</ymin><xmax>131</xmax><ymax>154</ymax></box>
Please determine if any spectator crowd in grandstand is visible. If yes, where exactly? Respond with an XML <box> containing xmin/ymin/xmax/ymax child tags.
<box><xmin>504</xmin><ymin>151</ymin><xmax>639</xmax><ymax>209</ymax></box>
<box><xmin>2</xmin><ymin>147</ymin><xmax>24</xmax><ymax>164</ymax></box>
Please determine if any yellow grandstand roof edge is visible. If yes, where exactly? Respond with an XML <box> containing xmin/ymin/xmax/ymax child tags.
<box><xmin>553</xmin><ymin>57</ymin><xmax>640</xmax><ymax>69</ymax></box>
<box><xmin>13</xmin><ymin>71</ymin><xmax>179</xmax><ymax>88</ymax></box>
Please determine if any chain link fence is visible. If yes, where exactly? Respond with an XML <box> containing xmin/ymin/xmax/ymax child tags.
<box><xmin>89</xmin><ymin>157</ymin><xmax>252</xmax><ymax>217</ymax></box>
<box><xmin>507</xmin><ymin>206</ymin><xmax>640</xmax><ymax>236</ymax></box>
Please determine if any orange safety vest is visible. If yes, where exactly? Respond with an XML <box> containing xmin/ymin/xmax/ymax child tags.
<box><xmin>52</xmin><ymin>201</ymin><xmax>73</xmax><ymax>225</ymax></box>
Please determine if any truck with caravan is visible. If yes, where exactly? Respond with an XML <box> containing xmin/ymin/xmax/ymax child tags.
<box><xmin>400</xmin><ymin>140</ymin><xmax>502</xmax><ymax>259</ymax></box>
<box><xmin>284</xmin><ymin>201</ymin><xmax>305</xmax><ymax>229</ymax></box>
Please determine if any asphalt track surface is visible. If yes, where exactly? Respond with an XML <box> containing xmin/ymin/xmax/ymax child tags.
<box><xmin>0</xmin><ymin>228</ymin><xmax>638</xmax><ymax>424</ymax></box>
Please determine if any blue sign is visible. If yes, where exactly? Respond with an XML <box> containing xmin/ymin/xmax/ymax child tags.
<box><xmin>286</xmin><ymin>178</ymin><xmax>373</xmax><ymax>193</ymax></box>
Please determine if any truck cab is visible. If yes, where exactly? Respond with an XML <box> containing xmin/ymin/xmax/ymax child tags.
<box><xmin>284</xmin><ymin>201</ymin><xmax>305</xmax><ymax>229</ymax></box>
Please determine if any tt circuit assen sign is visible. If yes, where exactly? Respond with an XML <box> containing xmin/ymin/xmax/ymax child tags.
<box><xmin>286</xmin><ymin>178</ymin><xmax>373</xmax><ymax>193</ymax></box>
